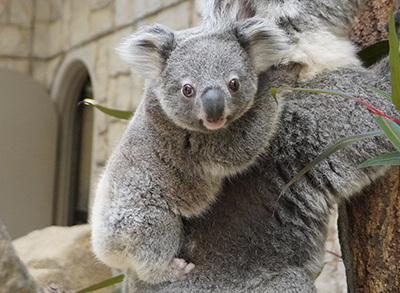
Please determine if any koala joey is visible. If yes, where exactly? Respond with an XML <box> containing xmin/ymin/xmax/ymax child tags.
<box><xmin>91</xmin><ymin>19</ymin><xmax>300</xmax><ymax>285</ymax></box>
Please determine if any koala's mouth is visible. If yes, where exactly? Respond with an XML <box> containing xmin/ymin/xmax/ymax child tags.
<box><xmin>201</xmin><ymin>115</ymin><xmax>226</xmax><ymax>130</ymax></box>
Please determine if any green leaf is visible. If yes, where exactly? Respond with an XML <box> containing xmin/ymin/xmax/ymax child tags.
<box><xmin>269</xmin><ymin>88</ymin><xmax>279</xmax><ymax>105</ymax></box>
<box><xmin>357</xmin><ymin>40</ymin><xmax>389</xmax><ymax>67</ymax></box>
<box><xmin>276</xmin><ymin>131</ymin><xmax>384</xmax><ymax>201</ymax></box>
<box><xmin>80</xmin><ymin>99</ymin><xmax>133</xmax><ymax>120</ymax></box>
<box><xmin>376</xmin><ymin>116</ymin><xmax>400</xmax><ymax>151</ymax></box>
<box><xmin>362</xmin><ymin>84</ymin><xmax>392</xmax><ymax>100</ymax></box>
<box><xmin>358</xmin><ymin>151</ymin><xmax>400</xmax><ymax>168</ymax></box>
<box><xmin>75</xmin><ymin>274</ymin><xmax>125</xmax><ymax>293</ymax></box>
<box><xmin>315</xmin><ymin>262</ymin><xmax>327</xmax><ymax>280</ymax></box>
<box><xmin>111</xmin><ymin>288</ymin><xmax>122</xmax><ymax>293</ymax></box>
<box><xmin>388</xmin><ymin>5</ymin><xmax>400</xmax><ymax>110</ymax></box>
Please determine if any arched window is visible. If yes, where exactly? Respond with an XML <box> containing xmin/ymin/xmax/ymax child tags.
<box><xmin>53</xmin><ymin>61</ymin><xmax>94</xmax><ymax>226</ymax></box>
<box><xmin>70</xmin><ymin>77</ymin><xmax>93</xmax><ymax>224</ymax></box>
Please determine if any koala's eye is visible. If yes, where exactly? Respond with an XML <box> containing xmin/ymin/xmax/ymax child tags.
<box><xmin>228</xmin><ymin>78</ymin><xmax>240</xmax><ymax>93</ymax></box>
<box><xmin>182</xmin><ymin>84</ymin><xmax>195</xmax><ymax>98</ymax></box>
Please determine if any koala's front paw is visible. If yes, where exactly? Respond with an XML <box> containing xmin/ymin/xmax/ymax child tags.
<box><xmin>169</xmin><ymin>258</ymin><xmax>195</xmax><ymax>281</ymax></box>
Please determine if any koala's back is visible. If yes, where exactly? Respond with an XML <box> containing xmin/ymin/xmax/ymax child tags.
<box><xmin>202</xmin><ymin>0</ymin><xmax>369</xmax><ymax>80</ymax></box>
<box><xmin>203</xmin><ymin>0</ymin><xmax>367</xmax><ymax>35</ymax></box>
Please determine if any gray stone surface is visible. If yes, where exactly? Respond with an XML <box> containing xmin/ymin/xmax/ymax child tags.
<box><xmin>12</xmin><ymin>225</ymin><xmax>114</xmax><ymax>293</ymax></box>
<box><xmin>0</xmin><ymin>218</ymin><xmax>43</xmax><ymax>293</ymax></box>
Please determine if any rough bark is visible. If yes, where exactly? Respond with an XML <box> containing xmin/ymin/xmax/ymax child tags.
<box><xmin>339</xmin><ymin>167</ymin><xmax>400</xmax><ymax>292</ymax></box>
<box><xmin>351</xmin><ymin>0</ymin><xmax>391</xmax><ymax>50</ymax></box>
<box><xmin>0</xmin><ymin>217</ymin><xmax>44</xmax><ymax>293</ymax></box>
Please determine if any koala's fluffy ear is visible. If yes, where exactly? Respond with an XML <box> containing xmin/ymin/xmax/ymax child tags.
<box><xmin>234</xmin><ymin>19</ymin><xmax>290</xmax><ymax>74</ymax></box>
<box><xmin>117</xmin><ymin>24</ymin><xmax>175</xmax><ymax>79</ymax></box>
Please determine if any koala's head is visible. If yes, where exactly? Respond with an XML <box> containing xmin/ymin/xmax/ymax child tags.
<box><xmin>118</xmin><ymin>20</ymin><xmax>289</xmax><ymax>132</ymax></box>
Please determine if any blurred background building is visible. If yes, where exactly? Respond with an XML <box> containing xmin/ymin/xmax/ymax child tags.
<box><xmin>0</xmin><ymin>0</ymin><xmax>201</xmax><ymax>239</ymax></box>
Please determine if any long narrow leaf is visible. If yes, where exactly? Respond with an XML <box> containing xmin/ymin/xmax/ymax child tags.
<box><xmin>363</xmin><ymin>85</ymin><xmax>392</xmax><ymax>100</ymax></box>
<box><xmin>275</xmin><ymin>131</ymin><xmax>384</xmax><ymax>205</ymax></box>
<box><xmin>75</xmin><ymin>274</ymin><xmax>124</xmax><ymax>293</ymax></box>
<box><xmin>357</xmin><ymin>40</ymin><xmax>389</xmax><ymax>67</ymax></box>
<box><xmin>358</xmin><ymin>151</ymin><xmax>400</xmax><ymax>168</ymax></box>
<box><xmin>376</xmin><ymin>116</ymin><xmax>400</xmax><ymax>151</ymax></box>
<box><xmin>388</xmin><ymin>4</ymin><xmax>400</xmax><ymax>110</ymax></box>
<box><xmin>79</xmin><ymin>99</ymin><xmax>133</xmax><ymax>120</ymax></box>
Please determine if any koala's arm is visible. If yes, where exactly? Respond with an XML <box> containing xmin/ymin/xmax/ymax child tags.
<box><xmin>91</xmin><ymin>106</ymin><xmax>225</xmax><ymax>284</ymax></box>
<box><xmin>91</xmin><ymin>157</ymin><xmax>195</xmax><ymax>284</ymax></box>
<box><xmin>91</xmin><ymin>117</ymin><xmax>187</xmax><ymax>284</ymax></box>
<box><xmin>91</xmin><ymin>169</ymin><xmax>191</xmax><ymax>284</ymax></box>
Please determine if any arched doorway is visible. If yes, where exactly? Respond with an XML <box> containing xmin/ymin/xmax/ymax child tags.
<box><xmin>70</xmin><ymin>77</ymin><xmax>93</xmax><ymax>224</ymax></box>
<box><xmin>53</xmin><ymin>60</ymin><xmax>94</xmax><ymax>226</ymax></box>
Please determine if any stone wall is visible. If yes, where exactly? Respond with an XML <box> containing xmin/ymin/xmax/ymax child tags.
<box><xmin>0</xmin><ymin>0</ymin><xmax>201</xmax><ymax>212</ymax></box>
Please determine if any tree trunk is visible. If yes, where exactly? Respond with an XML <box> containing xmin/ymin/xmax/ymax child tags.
<box><xmin>339</xmin><ymin>167</ymin><xmax>400</xmax><ymax>292</ymax></box>
<box><xmin>351</xmin><ymin>0</ymin><xmax>391</xmax><ymax>50</ymax></box>
<box><xmin>339</xmin><ymin>1</ymin><xmax>400</xmax><ymax>292</ymax></box>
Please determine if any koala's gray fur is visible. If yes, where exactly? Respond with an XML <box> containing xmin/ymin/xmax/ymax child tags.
<box><xmin>202</xmin><ymin>0</ymin><xmax>367</xmax><ymax>36</ymax></box>
<box><xmin>92</xmin><ymin>1</ymin><xmax>400</xmax><ymax>292</ymax></box>
<box><xmin>202</xmin><ymin>0</ymin><xmax>371</xmax><ymax>80</ymax></box>
<box><xmin>91</xmin><ymin>19</ymin><xmax>300</xmax><ymax>285</ymax></box>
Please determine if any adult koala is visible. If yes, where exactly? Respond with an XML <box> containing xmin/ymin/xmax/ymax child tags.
<box><xmin>92</xmin><ymin>2</ymin><xmax>400</xmax><ymax>293</ymax></box>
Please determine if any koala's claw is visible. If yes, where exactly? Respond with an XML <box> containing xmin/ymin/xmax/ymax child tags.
<box><xmin>170</xmin><ymin>258</ymin><xmax>195</xmax><ymax>281</ymax></box>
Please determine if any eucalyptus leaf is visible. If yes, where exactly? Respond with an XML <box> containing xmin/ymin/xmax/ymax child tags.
<box><xmin>80</xmin><ymin>99</ymin><xmax>133</xmax><ymax>120</ymax></box>
<box><xmin>376</xmin><ymin>116</ymin><xmax>400</xmax><ymax>151</ymax></box>
<box><xmin>275</xmin><ymin>131</ymin><xmax>384</xmax><ymax>204</ymax></box>
<box><xmin>363</xmin><ymin>85</ymin><xmax>392</xmax><ymax>100</ymax></box>
<box><xmin>388</xmin><ymin>5</ymin><xmax>400</xmax><ymax>110</ymax></box>
<box><xmin>75</xmin><ymin>274</ymin><xmax>125</xmax><ymax>293</ymax></box>
<box><xmin>357</xmin><ymin>40</ymin><xmax>389</xmax><ymax>67</ymax></box>
<box><xmin>358</xmin><ymin>151</ymin><xmax>400</xmax><ymax>168</ymax></box>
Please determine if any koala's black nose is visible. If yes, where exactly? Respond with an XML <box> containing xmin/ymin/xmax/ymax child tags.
<box><xmin>202</xmin><ymin>89</ymin><xmax>225</xmax><ymax>123</ymax></box>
